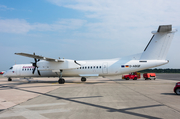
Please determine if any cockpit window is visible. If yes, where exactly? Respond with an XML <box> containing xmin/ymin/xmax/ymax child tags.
<box><xmin>9</xmin><ymin>67</ymin><xmax>13</xmax><ymax>69</ymax></box>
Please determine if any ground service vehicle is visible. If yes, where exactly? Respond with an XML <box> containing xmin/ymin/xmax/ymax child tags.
<box><xmin>0</xmin><ymin>71</ymin><xmax>5</xmax><ymax>75</ymax></box>
<box><xmin>122</xmin><ymin>72</ymin><xmax>141</xmax><ymax>80</ymax></box>
<box><xmin>143</xmin><ymin>73</ymin><xmax>156</xmax><ymax>80</ymax></box>
<box><xmin>174</xmin><ymin>82</ymin><xmax>180</xmax><ymax>95</ymax></box>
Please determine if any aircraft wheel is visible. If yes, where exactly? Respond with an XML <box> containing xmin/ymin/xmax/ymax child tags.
<box><xmin>8</xmin><ymin>78</ymin><xmax>12</xmax><ymax>81</ymax></box>
<box><xmin>58</xmin><ymin>78</ymin><xmax>65</xmax><ymax>84</ymax></box>
<box><xmin>81</xmin><ymin>77</ymin><xmax>86</xmax><ymax>82</ymax></box>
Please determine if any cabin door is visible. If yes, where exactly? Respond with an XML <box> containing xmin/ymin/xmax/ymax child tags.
<box><xmin>16</xmin><ymin>65</ymin><xmax>21</xmax><ymax>76</ymax></box>
<box><xmin>102</xmin><ymin>62</ymin><xmax>108</xmax><ymax>74</ymax></box>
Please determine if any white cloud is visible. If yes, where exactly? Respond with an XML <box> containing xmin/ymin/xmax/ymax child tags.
<box><xmin>0</xmin><ymin>19</ymin><xmax>86</xmax><ymax>34</ymax></box>
<box><xmin>0</xmin><ymin>4</ymin><xmax>14</xmax><ymax>11</ymax></box>
<box><xmin>0</xmin><ymin>19</ymin><xmax>32</xmax><ymax>34</ymax></box>
<box><xmin>32</xmin><ymin>19</ymin><xmax>86</xmax><ymax>31</ymax></box>
<box><xmin>47</xmin><ymin>0</ymin><xmax>180</xmax><ymax>41</ymax></box>
<box><xmin>48</xmin><ymin>0</ymin><xmax>180</xmax><ymax>27</ymax></box>
<box><xmin>2</xmin><ymin>0</ymin><xmax>180</xmax><ymax>36</ymax></box>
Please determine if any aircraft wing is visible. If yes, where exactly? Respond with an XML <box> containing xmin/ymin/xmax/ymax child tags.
<box><xmin>15</xmin><ymin>53</ymin><xmax>64</xmax><ymax>62</ymax></box>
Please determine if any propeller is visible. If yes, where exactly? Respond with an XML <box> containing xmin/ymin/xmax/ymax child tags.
<box><xmin>31</xmin><ymin>53</ymin><xmax>41</xmax><ymax>76</ymax></box>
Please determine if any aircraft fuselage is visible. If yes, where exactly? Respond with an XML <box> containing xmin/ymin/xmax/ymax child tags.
<box><xmin>3</xmin><ymin>59</ymin><xmax>168</xmax><ymax>78</ymax></box>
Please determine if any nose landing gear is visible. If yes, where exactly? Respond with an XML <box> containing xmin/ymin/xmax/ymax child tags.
<box><xmin>8</xmin><ymin>78</ymin><xmax>12</xmax><ymax>81</ymax></box>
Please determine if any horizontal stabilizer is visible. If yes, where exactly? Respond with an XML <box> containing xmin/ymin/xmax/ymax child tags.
<box><xmin>157</xmin><ymin>25</ymin><xmax>172</xmax><ymax>32</ymax></box>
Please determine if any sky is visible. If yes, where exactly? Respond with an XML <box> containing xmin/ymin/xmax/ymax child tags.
<box><xmin>0</xmin><ymin>0</ymin><xmax>180</xmax><ymax>71</ymax></box>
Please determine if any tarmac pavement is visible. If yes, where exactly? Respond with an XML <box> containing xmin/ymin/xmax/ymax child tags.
<box><xmin>0</xmin><ymin>74</ymin><xmax>180</xmax><ymax>119</ymax></box>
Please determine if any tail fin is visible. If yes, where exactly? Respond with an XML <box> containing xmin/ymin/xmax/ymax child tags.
<box><xmin>140</xmin><ymin>25</ymin><xmax>177</xmax><ymax>60</ymax></box>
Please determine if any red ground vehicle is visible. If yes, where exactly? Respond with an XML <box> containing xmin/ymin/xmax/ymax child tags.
<box><xmin>143</xmin><ymin>73</ymin><xmax>156</xmax><ymax>80</ymax></box>
<box><xmin>122</xmin><ymin>72</ymin><xmax>141</xmax><ymax>80</ymax></box>
<box><xmin>174</xmin><ymin>82</ymin><xmax>180</xmax><ymax>95</ymax></box>
<box><xmin>0</xmin><ymin>71</ymin><xmax>5</xmax><ymax>75</ymax></box>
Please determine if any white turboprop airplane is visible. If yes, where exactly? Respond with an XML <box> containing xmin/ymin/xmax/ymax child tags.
<box><xmin>3</xmin><ymin>25</ymin><xmax>177</xmax><ymax>84</ymax></box>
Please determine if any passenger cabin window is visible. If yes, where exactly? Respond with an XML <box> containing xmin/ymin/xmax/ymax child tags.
<box><xmin>78</xmin><ymin>66</ymin><xmax>102</xmax><ymax>69</ymax></box>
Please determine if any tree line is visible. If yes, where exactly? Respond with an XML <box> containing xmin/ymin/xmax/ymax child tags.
<box><xmin>139</xmin><ymin>69</ymin><xmax>180</xmax><ymax>73</ymax></box>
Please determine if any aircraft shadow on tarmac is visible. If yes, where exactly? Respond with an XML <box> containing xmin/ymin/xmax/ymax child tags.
<box><xmin>0</xmin><ymin>79</ymin><xmax>106</xmax><ymax>91</ymax></box>
<box><xmin>161</xmin><ymin>93</ymin><xmax>177</xmax><ymax>95</ymax></box>
<box><xmin>2</xmin><ymin>78</ymin><xmax>108</xmax><ymax>84</ymax></box>
<box><xmin>0</xmin><ymin>84</ymin><xmax>163</xmax><ymax>119</ymax></box>
<box><xmin>100</xmin><ymin>79</ymin><xmax>122</xmax><ymax>81</ymax></box>
<box><xmin>0</xmin><ymin>84</ymin><xmax>60</xmax><ymax>90</ymax></box>
<box><xmin>1</xmin><ymin>78</ymin><xmax>58</xmax><ymax>83</ymax></box>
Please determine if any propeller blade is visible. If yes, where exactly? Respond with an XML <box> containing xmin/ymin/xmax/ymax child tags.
<box><xmin>34</xmin><ymin>58</ymin><xmax>37</xmax><ymax>63</ymax></box>
<box><xmin>32</xmin><ymin>67</ymin><xmax>36</xmax><ymax>74</ymax></box>
<box><xmin>37</xmin><ymin>69</ymin><xmax>41</xmax><ymax>76</ymax></box>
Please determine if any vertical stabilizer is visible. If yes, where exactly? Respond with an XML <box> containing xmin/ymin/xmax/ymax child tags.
<box><xmin>140</xmin><ymin>25</ymin><xmax>177</xmax><ymax>60</ymax></box>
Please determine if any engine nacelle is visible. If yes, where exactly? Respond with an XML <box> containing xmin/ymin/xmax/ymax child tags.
<box><xmin>37</xmin><ymin>59</ymin><xmax>80</xmax><ymax>72</ymax></box>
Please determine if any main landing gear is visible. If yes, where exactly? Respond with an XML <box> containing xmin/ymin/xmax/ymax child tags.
<box><xmin>56</xmin><ymin>70</ymin><xmax>65</xmax><ymax>84</ymax></box>
<box><xmin>55</xmin><ymin>70</ymin><xmax>87</xmax><ymax>84</ymax></box>
<box><xmin>81</xmin><ymin>77</ymin><xmax>86</xmax><ymax>82</ymax></box>
<box><xmin>58</xmin><ymin>78</ymin><xmax>65</xmax><ymax>84</ymax></box>
<box><xmin>8</xmin><ymin>78</ymin><xmax>12</xmax><ymax>81</ymax></box>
